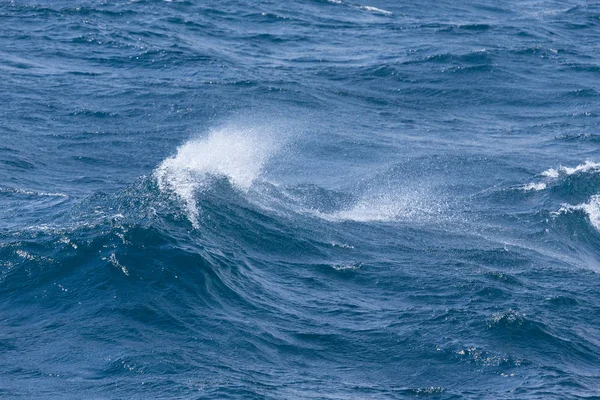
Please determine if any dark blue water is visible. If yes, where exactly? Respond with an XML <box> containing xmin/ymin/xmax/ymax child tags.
<box><xmin>2</xmin><ymin>0</ymin><xmax>600</xmax><ymax>398</ymax></box>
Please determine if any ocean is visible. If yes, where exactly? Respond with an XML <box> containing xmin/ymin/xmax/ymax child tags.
<box><xmin>1</xmin><ymin>0</ymin><xmax>599</xmax><ymax>398</ymax></box>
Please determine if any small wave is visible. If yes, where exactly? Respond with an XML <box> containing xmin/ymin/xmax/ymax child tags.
<box><xmin>553</xmin><ymin>195</ymin><xmax>600</xmax><ymax>231</ymax></box>
<box><xmin>0</xmin><ymin>187</ymin><xmax>68</xmax><ymax>198</ymax></box>
<box><xmin>454</xmin><ymin>346</ymin><xmax>523</xmax><ymax>368</ymax></box>
<box><xmin>541</xmin><ymin>169</ymin><xmax>560</xmax><ymax>178</ymax></box>
<box><xmin>331</xmin><ymin>242</ymin><xmax>354</xmax><ymax>249</ymax></box>
<box><xmin>542</xmin><ymin>160</ymin><xmax>600</xmax><ymax>178</ymax></box>
<box><xmin>15</xmin><ymin>249</ymin><xmax>36</xmax><ymax>261</ymax></box>
<box><xmin>331</xmin><ymin>263</ymin><xmax>359</xmax><ymax>271</ymax></box>
<box><xmin>359</xmin><ymin>5</ymin><xmax>392</xmax><ymax>15</ymax></box>
<box><xmin>408</xmin><ymin>387</ymin><xmax>445</xmax><ymax>395</ymax></box>
<box><xmin>545</xmin><ymin>295</ymin><xmax>578</xmax><ymax>307</ymax></box>
<box><xmin>519</xmin><ymin>182</ymin><xmax>547</xmax><ymax>192</ymax></box>
<box><xmin>513</xmin><ymin>160</ymin><xmax>600</xmax><ymax>194</ymax></box>
<box><xmin>556</xmin><ymin>133</ymin><xmax>600</xmax><ymax>142</ymax></box>
<box><xmin>488</xmin><ymin>309</ymin><xmax>526</xmax><ymax>328</ymax></box>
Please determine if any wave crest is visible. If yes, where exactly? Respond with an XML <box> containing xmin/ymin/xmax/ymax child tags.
<box><xmin>154</xmin><ymin>122</ymin><xmax>284</xmax><ymax>226</ymax></box>
<box><xmin>542</xmin><ymin>160</ymin><xmax>600</xmax><ymax>178</ymax></box>
<box><xmin>554</xmin><ymin>195</ymin><xmax>600</xmax><ymax>231</ymax></box>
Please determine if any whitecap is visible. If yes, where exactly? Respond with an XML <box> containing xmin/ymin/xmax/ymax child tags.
<box><xmin>559</xmin><ymin>160</ymin><xmax>600</xmax><ymax>175</ymax></box>
<box><xmin>541</xmin><ymin>168</ymin><xmax>559</xmax><ymax>178</ymax></box>
<box><xmin>154</xmin><ymin>121</ymin><xmax>286</xmax><ymax>227</ymax></box>
<box><xmin>519</xmin><ymin>182</ymin><xmax>547</xmax><ymax>191</ymax></box>
<box><xmin>359</xmin><ymin>5</ymin><xmax>392</xmax><ymax>15</ymax></box>
<box><xmin>331</xmin><ymin>264</ymin><xmax>359</xmax><ymax>271</ymax></box>
<box><xmin>542</xmin><ymin>160</ymin><xmax>600</xmax><ymax>178</ymax></box>
<box><xmin>16</xmin><ymin>249</ymin><xmax>35</xmax><ymax>261</ymax></box>
<box><xmin>331</xmin><ymin>242</ymin><xmax>354</xmax><ymax>249</ymax></box>
<box><xmin>0</xmin><ymin>187</ymin><xmax>68</xmax><ymax>198</ymax></box>
<box><xmin>553</xmin><ymin>195</ymin><xmax>600</xmax><ymax>231</ymax></box>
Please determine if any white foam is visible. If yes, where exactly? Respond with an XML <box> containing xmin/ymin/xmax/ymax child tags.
<box><xmin>520</xmin><ymin>182</ymin><xmax>547</xmax><ymax>191</ymax></box>
<box><xmin>542</xmin><ymin>160</ymin><xmax>600</xmax><ymax>178</ymax></box>
<box><xmin>560</xmin><ymin>161</ymin><xmax>600</xmax><ymax>175</ymax></box>
<box><xmin>0</xmin><ymin>187</ymin><xmax>68</xmax><ymax>198</ymax></box>
<box><xmin>16</xmin><ymin>249</ymin><xmax>35</xmax><ymax>261</ymax></box>
<box><xmin>331</xmin><ymin>264</ymin><xmax>359</xmax><ymax>271</ymax></box>
<box><xmin>359</xmin><ymin>5</ymin><xmax>392</xmax><ymax>15</ymax></box>
<box><xmin>523</xmin><ymin>160</ymin><xmax>600</xmax><ymax>192</ymax></box>
<box><xmin>554</xmin><ymin>195</ymin><xmax>600</xmax><ymax>231</ymax></box>
<box><xmin>331</xmin><ymin>242</ymin><xmax>354</xmax><ymax>249</ymax></box>
<box><xmin>154</xmin><ymin>122</ymin><xmax>284</xmax><ymax>227</ymax></box>
<box><xmin>584</xmin><ymin>197</ymin><xmax>600</xmax><ymax>231</ymax></box>
<box><xmin>541</xmin><ymin>169</ymin><xmax>559</xmax><ymax>178</ymax></box>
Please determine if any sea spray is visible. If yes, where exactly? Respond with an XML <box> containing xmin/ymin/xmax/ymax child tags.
<box><xmin>154</xmin><ymin>121</ymin><xmax>287</xmax><ymax>227</ymax></box>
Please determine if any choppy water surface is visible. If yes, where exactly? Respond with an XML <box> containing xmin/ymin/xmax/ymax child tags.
<box><xmin>1</xmin><ymin>0</ymin><xmax>600</xmax><ymax>398</ymax></box>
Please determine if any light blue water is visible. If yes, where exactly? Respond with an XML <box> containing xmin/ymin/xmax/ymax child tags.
<box><xmin>1</xmin><ymin>1</ymin><xmax>600</xmax><ymax>398</ymax></box>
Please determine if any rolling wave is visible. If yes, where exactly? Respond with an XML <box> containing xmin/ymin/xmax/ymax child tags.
<box><xmin>2</xmin><ymin>0</ymin><xmax>600</xmax><ymax>397</ymax></box>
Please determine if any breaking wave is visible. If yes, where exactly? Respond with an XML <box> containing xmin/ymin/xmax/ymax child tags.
<box><xmin>554</xmin><ymin>195</ymin><xmax>600</xmax><ymax>232</ymax></box>
<box><xmin>154</xmin><ymin>121</ymin><xmax>287</xmax><ymax>226</ymax></box>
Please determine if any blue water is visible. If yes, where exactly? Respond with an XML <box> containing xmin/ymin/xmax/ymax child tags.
<box><xmin>1</xmin><ymin>0</ymin><xmax>600</xmax><ymax>398</ymax></box>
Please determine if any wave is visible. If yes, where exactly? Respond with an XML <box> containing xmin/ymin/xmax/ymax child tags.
<box><xmin>154</xmin><ymin>121</ymin><xmax>288</xmax><ymax>227</ymax></box>
<box><xmin>0</xmin><ymin>186</ymin><xmax>68</xmax><ymax>198</ymax></box>
<box><xmin>151</xmin><ymin>121</ymin><xmax>456</xmax><ymax>227</ymax></box>
<box><xmin>542</xmin><ymin>160</ymin><xmax>600</xmax><ymax>178</ymax></box>
<box><xmin>358</xmin><ymin>5</ymin><xmax>392</xmax><ymax>15</ymax></box>
<box><xmin>553</xmin><ymin>195</ymin><xmax>600</xmax><ymax>232</ymax></box>
<box><xmin>517</xmin><ymin>182</ymin><xmax>547</xmax><ymax>192</ymax></box>
<box><xmin>2</xmin><ymin>141</ymin><xmax>598</xmax><ymax>400</ymax></box>
<box><xmin>497</xmin><ymin>160</ymin><xmax>600</xmax><ymax>196</ymax></box>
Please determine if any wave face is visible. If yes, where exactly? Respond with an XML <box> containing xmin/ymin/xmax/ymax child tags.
<box><xmin>2</xmin><ymin>1</ymin><xmax>600</xmax><ymax>399</ymax></box>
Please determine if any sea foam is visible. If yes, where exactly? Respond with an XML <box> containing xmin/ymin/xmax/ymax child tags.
<box><xmin>518</xmin><ymin>160</ymin><xmax>600</xmax><ymax>192</ymax></box>
<box><xmin>154</xmin><ymin>122</ymin><xmax>284</xmax><ymax>226</ymax></box>
<box><xmin>542</xmin><ymin>160</ymin><xmax>600</xmax><ymax>178</ymax></box>
<box><xmin>554</xmin><ymin>195</ymin><xmax>600</xmax><ymax>231</ymax></box>
<box><xmin>519</xmin><ymin>182</ymin><xmax>547</xmax><ymax>192</ymax></box>
<box><xmin>359</xmin><ymin>5</ymin><xmax>393</xmax><ymax>15</ymax></box>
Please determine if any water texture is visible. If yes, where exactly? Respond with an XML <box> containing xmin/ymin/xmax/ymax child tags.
<box><xmin>1</xmin><ymin>0</ymin><xmax>600</xmax><ymax>398</ymax></box>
